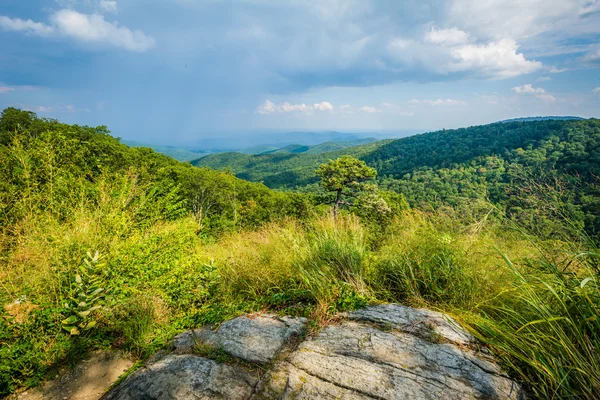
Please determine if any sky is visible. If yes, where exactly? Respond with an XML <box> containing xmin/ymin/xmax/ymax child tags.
<box><xmin>0</xmin><ymin>0</ymin><xmax>599</xmax><ymax>145</ymax></box>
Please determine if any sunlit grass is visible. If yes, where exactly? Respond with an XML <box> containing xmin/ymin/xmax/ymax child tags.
<box><xmin>1</xmin><ymin>200</ymin><xmax>598</xmax><ymax>398</ymax></box>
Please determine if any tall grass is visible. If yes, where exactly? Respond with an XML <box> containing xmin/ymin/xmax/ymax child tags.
<box><xmin>206</xmin><ymin>215</ymin><xmax>371</xmax><ymax>320</ymax></box>
<box><xmin>2</xmin><ymin>200</ymin><xmax>599</xmax><ymax>398</ymax></box>
<box><xmin>469</xmin><ymin>250</ymin><xmax>600</xmax><ymax>399</ymax></box>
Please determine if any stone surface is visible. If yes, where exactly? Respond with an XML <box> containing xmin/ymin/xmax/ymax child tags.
<box><xmin>258</xmin><ymin>321</ymin><xmax>520</xmax><ymax>399</ymax></box>
<box><xmin>102</xmin><ymin>355</ymin><xmax>258</xmax><ymax>400</ymax></box>
<box><xmin>349</xmin><ymin>303</ymin><xmax>475</xmax><ymax>345</ymax></box>
<box><xmin>100</xmin><ymin>306</ymin><xmax>523</xmax><ymax>400</ymax></box>
<box><xmin>13</xmin><ymin>351</ymin><xmax>133</xmax><ymax>400</ymax></box>
<box><xmin>102</xmin><ymin>314</ymin><xmax>307</xmax><ymax>400</ymax></box>
<box><xmin>194</xmin><ymin>314</ymin><xmax>307</xmax><ymax>364</ymax></box>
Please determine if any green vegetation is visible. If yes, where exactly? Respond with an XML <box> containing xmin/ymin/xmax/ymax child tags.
<box><xmin>191</xmin><ymin>139</ymin><xmax>386</xmax><ymax>188</ymax></box>
<box><xmin>195</xmin><ymin>119</ymin><xmax>600</xmax><ymax>241</ymax></box>
<box><xmin>1</xmin><ymin>108</ymin><xmax>599</xmax><ymax>399</ymax></box>
<box><xmin>316</xmin><ymin>156</ymin><xmax>378</xmax><ymax>219</ymax></box>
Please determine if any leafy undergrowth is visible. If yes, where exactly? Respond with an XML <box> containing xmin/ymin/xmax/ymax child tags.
<box><xmin>2</xmin><ymin>207</ymin><xmax>598</xmax><ymax>399</ymax></box>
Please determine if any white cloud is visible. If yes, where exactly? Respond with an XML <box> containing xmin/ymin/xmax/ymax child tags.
<box><xmin>548</xmin><ymin>66</ymin><xmax>568</xmax><ymax>73</ymax></box>
<box><xmin>257</xmin><ymin>100</ymin><xmax>332</xmax><ymax>114</ymax></box>
<box><xmin>278</xmin><ymin>102</ymin><xmax>311</xmax><ymax>112</ymax></box>
<box><xmin>0</xmin><ymin>16</ymin><xmax>54</xmax><ymax>35</ymax></box>
<box><xmin>593</xmin><ymin>87</ymin><xmax>600</xmax><ymax>94</ymax></box>
<box><xmin>447</xmin><ymin>0</ymin><xmax>599</xmax><ymax>41</ymax></box>
<box><xmin>425</xmin><ymin>27</ymin><xmax>469</xmax><ymax>45</ymax></box>
<box><xmin>36</xmin><ymin>106</ymin><xmax>53</xmax><ymax>112</ymax></box>
<box><xmin>358</xmin><ymin>106</ymin><xmax>381</xmax><ymax>113</ymax></box>
<box><xmin>0</xmin><ymin>86</ymin><xmax>15</xmax><ymax>93</ymax></box>
<box><xmin>257</xmin><ymin>100</ymin><xmax>276</xmax><ymax>114</ymax></box>
<box><xmin>536</xmin><ymin>76</ymin><xmax>551</xmax><ymax>82</ymax></box>
<box><xmin>448</xmin><ymin>39</ymin><xmax>542</xmax><ymax>78</ymax></box>
<box><xmin>99</xmin><ymin>0</ymin><xmax>117</xmax><ymax>13</ymax></box>
<box><xmin>409</xmin><ymin>98</ymin><xmax>466</xmax><ymax>106</ymax></box>
<box><xmin>387</xmin><ymin>35</ymin><xmax>541</xmax><ymax>79</ymax></box>
<box><xmin>0</xmin><ymin>10</ymin><xmax>154</xmax><ymax>52</ymax></box>
<box><xmin>512</xmin><ymin>84</ymin><xmax>556</xmax><ymax>102</ymax></box>
<box><xmin>313</xmin><ymin>101</ymin><xmax>333</xmax><ymax>111</ymax></box>
<box><xmin>55</xmin><ymin>0</ymin><xmax>118</xmax><ymax>13</ymax></box>
<box><xmin>583</xmin><ymin>48</ymin><xmax>600</xmax><ymax>62</ymax></box>
<box><xmin>512</xmin><ymin>84</ymin><xmax>544</xmax><ymax>95</ymax></box>
<box><xmin>50</xmin><ymin>10</ymin><xmax>154</xmax><ymax>51</ymax></box>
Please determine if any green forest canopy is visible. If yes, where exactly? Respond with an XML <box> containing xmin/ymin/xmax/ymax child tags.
<box><xmin>195</xmin><ymin>119</ymin><xmax>600</xmax><ymax>239</ymax></box>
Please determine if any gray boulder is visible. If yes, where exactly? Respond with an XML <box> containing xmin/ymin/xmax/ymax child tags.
<box><xmin>104</xmin><ymin>306</ymin><xmax>522</xmax><ymax>400</ymax></box>
<box><xmin>258</xmin><ymin>320</ymin><xmax>519</xmax><ymax>399</ymax></box>
<box><xmin>103</xmin><ymin>354</ymin><xmax>257</xmax><ymax>400</ymax></box>
<box><xmin>194</xmin><ymin>314</ymin><xmax>307</xmax><ymax>364</ymax></box>
<box><xmin>348</xmin><ymin>303</ymin><xmax>475</xmax><ymax>345</ymax></box>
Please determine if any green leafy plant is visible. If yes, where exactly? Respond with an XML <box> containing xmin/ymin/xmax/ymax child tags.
<box><xmin>61</xmin><ymin>251</ymin><xmax>106</xmax><ymax>336</ymax></box>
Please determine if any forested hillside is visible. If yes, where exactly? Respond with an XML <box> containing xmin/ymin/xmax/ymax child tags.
<box><xmin>195</xmin><ymin>119</ymin><xmax>600</xmax><ymax>239</ymax></box>
<box><xmin>0</xmin><ymin>108</ymin><xmax>310</xmax><ymax>234</ymax></box>
<box><xmin>1</xmin><ymin>109</ymin><xmax>598</xmax><ymax>399</ymax></box>
<box><xmin>192</xmin><ymin>139</ymin><xmax>388</xmax><ymax>187</ymax></box>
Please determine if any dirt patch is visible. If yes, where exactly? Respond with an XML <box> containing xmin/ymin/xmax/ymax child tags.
<box><xmin>12</xmin><ymin>351</ymin><xmax>133</xmax><ymax>400</ymax></box>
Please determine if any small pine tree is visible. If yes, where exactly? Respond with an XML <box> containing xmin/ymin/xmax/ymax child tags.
<box><xmin>316</xmin><ymin>156</ymin><xmax>377</xmax><ymax>219</ymax></box>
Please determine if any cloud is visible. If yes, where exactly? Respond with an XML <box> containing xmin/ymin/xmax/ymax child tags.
<box><xmin>199</xmin><ymin>4</ymin><xmax>550</xmax><ymax>93</ymax></box>
<box><xmin>55</xmin><ymin>0</ymin><xmax>118</xmax><ymax>13</ymax></box>
<box><xmin>425</xmin><ymin>27</ymin><xmax>469</xmax><ymax>45</ymax></box>
<box><xmin>36</xmin><ymin>106</ymin><xmax>53</xmax><ymax>112</ymax></box>
<box><xmin>409</xmin><ymin>98</ymin><xmax>467</xmax><ymax>106</ymax></box>
<box><xmin>257</xmin><ymin>100</ymin><xmax>332</xmax><ymax>114</ymax></box>
<box><xmin>512</xmin><ymin>84</ymin><xmax>556</xmax><ymax>102</ymax></box>
<box><xmin>583</xmin><ymin>48</ymin><xmax>600</xmax><ymax>62</ymax></box>
<box><xmin>99</xmin><ymin>1</ymin><xmax>117</xmax><ymax>13</ymax></box>
<box><xmin>313</xmin><ymin>101</ymin><xmax>333</xmax><ymax>111</ymax></box>
<box><xmin>0</xmin><ymin>86</ymin><xmax>15</xmax><ymax>93</ymax></box>
<box><xmin>0</xmin><ymin>16</ymin><xmax>54</xmax><ymax>35</ymax></box>
<box><xmin>50</xmin><ymin>10</ymin><xmax>154</xmax><ymax>51</ymax></box>
<box><xmin>447</xmin><ymin>39</ymin><xmax>542</xmax><ymax>78</ymax></box>
<box><xmin>536</xmin><ymin>76</ymin><xmax>552</xmax><ymax>82</ymax></box>
<box><xmin>0</xmin><ymin>9</ymin><xmax>154</xmax><ymax>52</ymax></box>
<box><xmin>593</xmin><ymin>87</ymin><xmax>600</xmax><ymax>94</ymax></box>
<box><xmin>447</xmin><ymin>0</ymin><xmax>600</xmax><ymax>41</ymax></box>
<box><xmin>358</xmin><ymin>106</ymin><xmax>381</xmax><ymax>113</ymax></box>
<box><xmin>386</xmin><ymin>34</ymin><xmax>542</xmax><ymax>79</ymax></box>
<box><xmin>278</xmin><ymin>102</ymin><xmax>311</xmax><ymax>112</ymax></box>
<box><xmin>548</xmin><ymin>66</ymin><xmax>568</xmax><ymax>73</ymax></box>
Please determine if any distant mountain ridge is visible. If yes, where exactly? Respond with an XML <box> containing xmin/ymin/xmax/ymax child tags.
<box><xmin>121</xmin><ymin>140</ymin><xmax>209</xmax><ymax>162</ymax></box>
<box><xmin>242</xmin><ymin>138</ymin><xmax>378</xmax><ymax>155</ymax></box>
<box><xmin>499</xmin><ymin>116</ymin><xmax>584</xmax><ymax>123</ymax></box>
<box><xmin>123</xmin><ymin>136</ymin><xmax>377</xmax><ymax>161</ymax></box>
<box><xmin>190</xmin><ymin>131</ymin><xmax>371</xmax><ymax>151</ymax></box>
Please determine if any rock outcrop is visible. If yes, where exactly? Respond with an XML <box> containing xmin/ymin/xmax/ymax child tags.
<box><xmin>103</xmin><ymin>305</ymin><xmax>523</xmax><ymax>400</ymax></box>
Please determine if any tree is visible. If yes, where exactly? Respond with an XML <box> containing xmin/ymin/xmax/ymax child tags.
<box><xmin>316</xmin><ymin>155</ymin><xmax>377</xmax><ymax>219</ymax></box>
